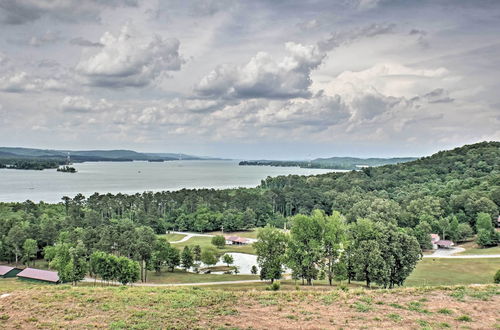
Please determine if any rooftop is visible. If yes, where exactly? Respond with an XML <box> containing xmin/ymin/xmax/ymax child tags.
<box><xmin>0</xmin><ymin>265</ymin><xmax>15</xmax><ymax>276</ymax></box>
<box><xmin>17</xmin><ymin>268</ymin><xmax>60</xmax><ymax>283</ymax></box>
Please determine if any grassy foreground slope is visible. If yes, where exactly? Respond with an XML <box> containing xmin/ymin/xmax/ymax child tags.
<box><xmin>0</xmin><ymin>280</ymin><xmax>498</xmax><ymax>329</ymax></box>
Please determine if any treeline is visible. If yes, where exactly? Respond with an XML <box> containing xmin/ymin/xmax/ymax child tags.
<box><xmin>239</xmin><ymin>160</ymin><xmax>351</xmax><ymax>169</ymax></box>
<box><xmin>0</xmin><ymin>141</ymin><xmax>498</xmax><ymax>268</ymax></box>
<box><xmin>255</xmin><ymin>211</ymin><xmax>421</xmax><ymax>288</ymax></box>
<box><xmin>0</xmin><ymin>159</ymin><xmax>64</xmax><ymax>170</ymax></box>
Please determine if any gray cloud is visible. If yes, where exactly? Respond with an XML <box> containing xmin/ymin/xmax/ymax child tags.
<box><xmin>0</xmin><ymin>0</ymin><xmax>138</xmax><ymax>25</ymax></box>
<box><xmin>318</xmin><ymin>23</ymin><xmax>396</xmax><ymax>52</ymax></box>
<box><xmin>70</xmin><ymin>37</ymin><xmax>103</xmax><ymax>48</ymax></box>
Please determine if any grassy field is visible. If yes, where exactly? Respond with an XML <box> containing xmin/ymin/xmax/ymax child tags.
<box><xmin>405</xmin><ymin>258</ymin><xmax>500</xmax><ymax>286</ymax></box>
<box><xmin>171</xmin><ymin>235</ymin><xmax>256</xmax><ymax>255</ymax></box>
<box><xmin>0</xmin><ymin>279</ymin><xmax>498</xmax><ymax>329</ymax></box>
<box><xmin>158</xmin><ymin>233</ymin><xmax>187</xmax><ymax>242</ymax></box>
<box><xmin>459</xmin><ymin>245</ymin><xmax>500</xmax><ymax>255</ymax></box>
<box><xmin>145</xmin><ymin>269</ymin><xmax>258</xmax><ymax>284</ymax></box>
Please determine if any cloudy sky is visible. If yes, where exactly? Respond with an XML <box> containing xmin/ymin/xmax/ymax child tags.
<box><xmin>0</xmin><ymin>0</ymin><xmax>499</xmax><ymax>159</ymax></box>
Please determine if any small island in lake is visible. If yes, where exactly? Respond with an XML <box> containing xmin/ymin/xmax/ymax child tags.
<box><xmin>57</xmin><ymin>166</ymin><xmax>77</xmax><ymax>173</ymax></box>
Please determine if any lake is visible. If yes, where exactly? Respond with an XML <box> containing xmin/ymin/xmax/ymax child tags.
<box><xmin>0</xmin><ymin>160</ymin><xmax>336</xmax><ymax>203</ymax></box>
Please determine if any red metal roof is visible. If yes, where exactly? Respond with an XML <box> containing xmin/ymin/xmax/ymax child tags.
<box><xmin>436</xmin><ymin>240</ymin><xmax>454</xmax><ymax>246</ymax></box>
<box><xmin>0</xmin><ymin>265</ymin><xmax>15</xmax><ymax>276</ymax></box>
<box><xmin>17</xmin><ymin>268</ymin><xmax>60</xmax><ymax>283</ymax></box>
<box><xmin>225</xmin><ymin>236</ymin><xmax>249</xmax><ymax>243</ymax></box>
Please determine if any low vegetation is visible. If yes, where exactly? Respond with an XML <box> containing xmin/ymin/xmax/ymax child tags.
<box><xmin>0</xmin><ymin>280</ymin><xmax>498</xmax><ymax>329</ymax></box>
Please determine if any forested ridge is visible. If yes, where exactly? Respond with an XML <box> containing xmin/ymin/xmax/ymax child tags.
<box><xmin>0</xmin><ymin>141</ymin><xmax>498</xmax><ymax>283</ymax></box>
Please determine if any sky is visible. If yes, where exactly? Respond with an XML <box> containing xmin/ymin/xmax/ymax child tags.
<box><xmin>0</xmin><ymin>0</ymin><xmax>499</xmax><ymax>159</ymax></box>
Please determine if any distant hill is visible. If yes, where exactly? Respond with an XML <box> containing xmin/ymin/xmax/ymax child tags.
<box><xmin>239</xmin><ymin>156</ymin><xmax>417</xmax><ymax>170</ymax></box>
<box><xmin>0</xmin><ymin>147</ymin><xmax>219</xmax><ymax>163</ymax></box>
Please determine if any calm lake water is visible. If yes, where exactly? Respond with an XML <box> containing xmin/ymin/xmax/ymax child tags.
<box><xmin>0</xmin><ymin>160</ymin><xmax>335</xmax><ymax>203</ymax></box>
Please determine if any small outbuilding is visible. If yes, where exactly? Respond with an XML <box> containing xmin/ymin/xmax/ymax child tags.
<box><xmin>430</xmin><ymin>234</ymin><xmax>440</xmax><ymax>249</ymax></box>
<box><xmin>17</xmin><ymin>268</ymin><xmax>60</xmax><ymax>284</ymax></box>
<box><xmin>435</xmin><ymin>240</ymin><xmax>454</xmax><ymax>249</ymax></box>
<box><xmin>225</xmin><ymin>236</ymin><xmax>250</xmax><ymax>245</ymax></box>
<box><xmin>0</xmin><ymin>265</ymin><xmax>22</xmax><ymax>278</ymax></box>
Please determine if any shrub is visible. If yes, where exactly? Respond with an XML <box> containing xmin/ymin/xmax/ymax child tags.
<box><xmin>267</xmin><ymin>281</ymin><xmax>281</xmax><ymax>291</ymax></box>
<box><xmin>456</xmin><ymin>315</ymin><xmax>472</xmax><ymax>322</ymax></box>
<box><xmin>211</xmin><ymin>235</ymin><xmax>226</xmax><ymax>248</ymax></box>
<box><xmin>494</xmin><ymin>269</ymin><xmax>500</xmax><ymax>284</ymax></box>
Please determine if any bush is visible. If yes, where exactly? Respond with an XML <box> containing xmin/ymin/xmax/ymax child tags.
<box><xmin>266</xmin><ymin>281</ymin><xmax>281</xmax><ymax>291</ymax></box>
<box><xmin>494</xmin><ymin>269</ymin><xmax>500</xmax><ymax>284</ymax></box>
<box><xmin>211</xmin><ymin>235</ymin><xmax>226</xmax><ymax>248</ymax></box>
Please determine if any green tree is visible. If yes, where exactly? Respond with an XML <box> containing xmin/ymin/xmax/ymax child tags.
<box><xmin>22</xmin><ymin>238</ymin><xmax>38</xmax><ymax>266</ymax></box>
<box><xmin>133</xmin><ymin>226</ymin><xmax>157</xmax><ymax>282</ymax></box>
<box><xmin>193</xmin><ymin>245</ymin><xmax>202</xmax><ymax>262</ymax></box>
<box><xmin>6</xmin><ymin>223</ymin><xmax>28</xmax><ymax>265</ymax></box>
<box><xmin>254</xmin><ymin>226</ymin><xmax>288</xmax><ymax>283</ymax></box>
<box><xmin>251</xmin><ymin>265</ymin><xmax>258</xmax><ymax>275</ymax></box>
<box><xmin>222</xmin><ymin>253</ymin><xmax>234</xmax><ymax>267</ymax></box>
<box><xmin>211</xmin><ymin>235</ymin><xmax>226</xmax><ymax>249</ymax></box>
<box><xmin>322</xmin><ymin>211</ymin><xmax>346</xmax><ymax>286</ymax></box>
<box><xmin>181</xmin><ymin>246</ymin><xmax>194</xmax><ymax>270</ymax></box>
<box><xmin>200</xmin><ymin>247</ymin><xmax>219</xmax><ymax>267</ymax></box>
<box><xmin>116</xmin><ymin>256</ymin><xmax>140</xmax><ymax>285</ymax></box>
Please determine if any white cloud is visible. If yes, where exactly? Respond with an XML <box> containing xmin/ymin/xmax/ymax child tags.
<box><xmin>196</xmin><ymin>42</ymin><xmax>325</xmax><ymax>99</ymax></box>
<box><xmin>60</xmin><ymin>96</ymin><xmax>112</xmax><ymax>113</ymax></box>
<box><xmin>0</xmin><ymin>71</ymin><xmax>65</xmax><ymax>92</ymax></box>
<box><xmin>76</xmin><ymin>24</ymin><xmax>183</xmax><ymax>88</ymax></box>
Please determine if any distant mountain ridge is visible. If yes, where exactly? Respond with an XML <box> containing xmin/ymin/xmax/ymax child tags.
<box><xmin>0</xmin><ymin>147</ymin><xmax>219</xmax><ymax>162</ymax></box>
<box><xmin>239</xmin><ymin>156</ymin><xmax>418</xmax><ymax>170</ymax></box>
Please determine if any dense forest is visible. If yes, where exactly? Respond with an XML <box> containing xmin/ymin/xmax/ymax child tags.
<box><xmin>0</xmin><ymin>142</ymin><xmax>498</xmax><ymax>275</ymax></box>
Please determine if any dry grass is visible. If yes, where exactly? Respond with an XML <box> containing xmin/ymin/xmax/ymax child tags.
<box><xmin>1</xmin><ymin>279</ymin><xmax>499</xmax><ymax>329</ymax></box>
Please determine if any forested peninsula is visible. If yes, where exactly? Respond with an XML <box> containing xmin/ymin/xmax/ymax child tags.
<box><xmin>239</xmin><ymin>156</ymin><xmax>417</xmax><ymax>170</ymax></box>
<box><xmin>0</xmin><ymin>141</ymin><xmax>498</xmax><ymax>286</ymax></box>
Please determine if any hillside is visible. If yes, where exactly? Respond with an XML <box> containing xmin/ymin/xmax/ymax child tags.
<box><xmin>0</xmin><ymin>147</ymin><xmax>216</xmax><ymax>163</ymax></box>
<box><xmin>0</xmin><ymin>280</ymin><xmax>498</xmax><ymax>329</ymax></box>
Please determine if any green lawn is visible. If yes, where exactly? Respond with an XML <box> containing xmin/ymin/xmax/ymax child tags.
<box><xmin>405</xmin><ymin>258</ymin><xmax>500</xmax><ymax>286</ymax></box>
<box><xmin>458</xmin><ymin>245</ymin><xmax>500</xmax><ymax>255</ymax></box>
<box><xmin>158</xmin><ymin>233</ymin><xmax>187</xmax><ymax>242</ymax></box>
<box><xmin>209</xmin><ymin>229</ymin><xmax>259</xmax><ymax>239</ymax></box>
<box><xmin>171</xmin><ymin>235</ymin><xmax>256</xmax><ymax>255</ymax></box>
<box><xmin>144</xmin><ymin>269</ymin><xmax>258</xmax><ymax>284</ymax></box>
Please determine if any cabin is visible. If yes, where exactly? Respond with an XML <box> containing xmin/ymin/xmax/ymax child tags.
<box><xmin>435</xmin><ymin>240</ymin><xmax>454</xmax><ymax>249</ymax></box>
<box><xmin>225</xmin><ymin>236</ymin><xmax>250</xmax><ymax>245</ymax></box>
<box><xmin>17</xmin><ymin>268</ymin><xmax>60</xmax><ymax>284</ymax></box>
<box><xmin>430</xmin><ymin>234</ymin><xmax>440</xmax><ymax>249</ymax></box>
<box><xmin>0</xmin><ymin>265</ymin><xmax>22</xmax><ymax>278</ymax></box>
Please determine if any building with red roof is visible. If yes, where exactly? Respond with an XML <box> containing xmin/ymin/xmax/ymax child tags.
<box><xmin>0</xmin><ymin>265</ymin><xmax>22</xmax><ymax>278</ymax></box>
<box><xmin>17</xmin><ymin>268</ymin><xmax>60</xmax><ymax>284</ymax></box>
<box><xmin>224</xmin><ymin>236</ymin><xmax>250</xmax><ymax>245</ymax></box>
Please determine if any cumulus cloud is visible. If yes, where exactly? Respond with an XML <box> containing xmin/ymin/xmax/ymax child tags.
<box><xmin>0</xmin><ymin>0</ymin><xmax>138</xmax><ymax>25</ymax></box>
<box><xmin>0</xmin><ymin>71</ymin><xmax>65</xmax><ymax>92</ymax></box>
<box><xmin>76</xmin><ymin>25</ymin><xmax>183</xmax><ymax>88</ymax></box>
<box><xmin>196</xmin><ymin>42</ymin><xmax>325</xmax><ymax>99</ymax></box>
<box><xmin>318</xmin><ymin>23</ymin><xmax>396</xmax><ymax>52</ymax></box>
<box><xmin>60</xmin><ymin>96</ymin><xmax>112</xmax><ymax>113</ymax></box>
